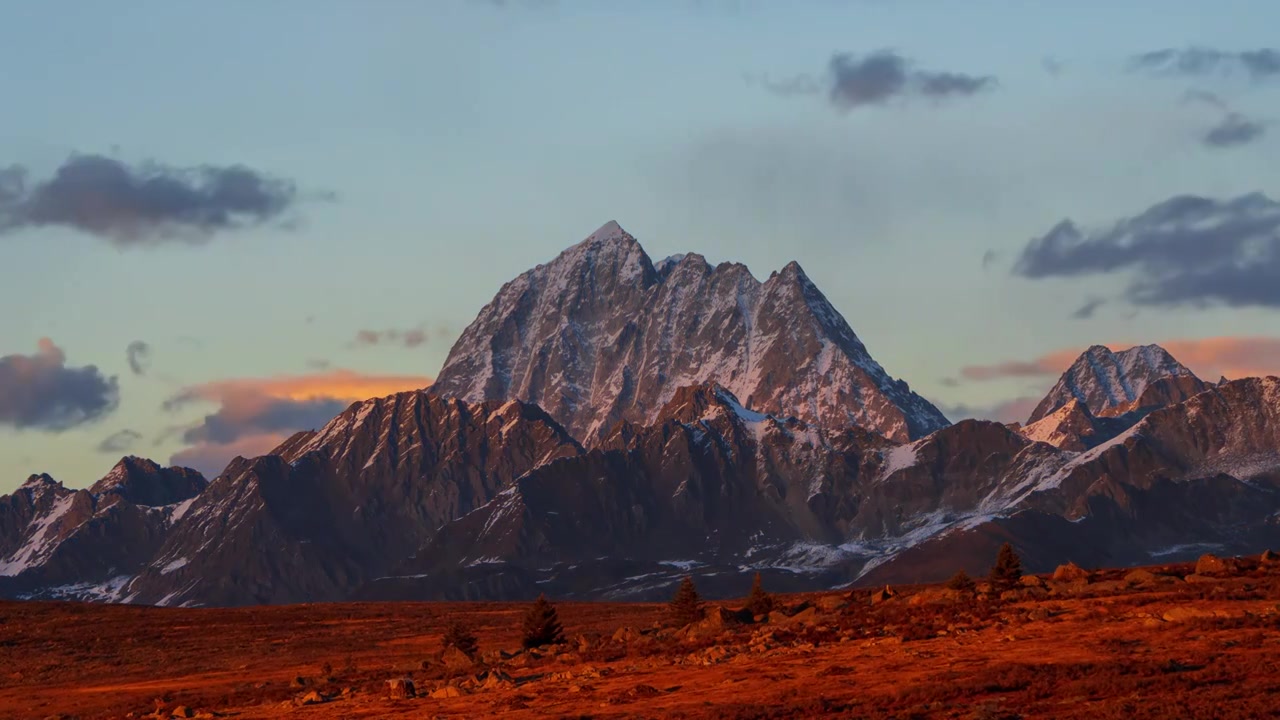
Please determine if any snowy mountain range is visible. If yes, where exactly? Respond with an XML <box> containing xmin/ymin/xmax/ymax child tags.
<box><xmin>4</xmin><ymin>221</ymin><xmax>1280</xmax><ymax>605</ymax></box>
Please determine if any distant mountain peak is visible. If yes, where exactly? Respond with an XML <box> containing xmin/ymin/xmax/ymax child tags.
<box><xmin>1027</xmin><ymin>343</ymin><xmax>1207</xmax><ymax>424</ymax></box>
<box><xmin>431</xmin><ymin>222</ymin><xmax>949</xmax><ymax>443</ymax></box>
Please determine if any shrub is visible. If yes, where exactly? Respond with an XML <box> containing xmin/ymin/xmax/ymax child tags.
<box><xmin>521</xmin><ymin>594</ymin><xmax>565</xmax><ymax>649</ymax></box>
<box><xmin>745</xmin><ymin>572</ymin><xmax>774</xmax><ymax>616</ymax></box>
<box><xmin>947</xmin><ymin>570</ymin><xmax>977</xmax><ymax>594</ymax></box>
<box><xmin>670</xmin><ymin>576</ymin><xmax>704</xmax><ymax>627</ymax></box>
<box><xmin>989</xmin><ymin>543</ymin><xmax>1023</xmax><ymax>594</ymax></box>
<box><xmin>443</xmin><ymin>620</ymin><xmax>479</xmax><ymax>657</ymax></box>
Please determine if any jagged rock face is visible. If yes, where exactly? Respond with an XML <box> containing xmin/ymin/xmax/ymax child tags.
<box><xmin>1019</xmin><ymin>399</ymin><xmax>1147</xmax><ymax>452</ymax></box>
<box><xmin>0</xmin><ymin>462</ymin><xmax>207</xmax><ymax>599</ymax></box>
<box><xmin>430</xmin><ymin>221</ymin><xmax>948</xmax><ymax>444</ymax></box>
<box><xmin>121</xmin><ymin>392</ymin><xmax>583</xmax><ymax>606</ymax></box>
<box><xmin>1027</xmin><ymin>344</ymin><xmax>1208</xmax><ymax>424</ymax></box>
<box><xmin>88</xmin><ymin>456</ymin><xmax>208</xmax><ymax>507</ymax></box>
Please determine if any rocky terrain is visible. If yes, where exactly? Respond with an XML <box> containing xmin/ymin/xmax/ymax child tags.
<box><xmin>4</xmin><ymin>552</ymin><xmax>1280</xmax><ymax>719</ymax></box>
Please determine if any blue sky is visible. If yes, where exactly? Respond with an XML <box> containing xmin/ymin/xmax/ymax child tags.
<box><xmin>3</xmin><ymin>0</ymin><xmax>1280</xmax><ymax>491</ymax></box>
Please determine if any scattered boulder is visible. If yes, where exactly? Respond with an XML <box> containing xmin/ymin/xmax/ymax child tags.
<box><xmin>1052</xmin><ymin>562</ymin><xmax>1090</xmax><ymax>583</ymax></box>
<box><xmin>480</xmin><ymin>669</ymin><xmax>514</xmax><ymax>689</ymax></box>
<box><xmin>170</xmin><ymin>708</ymin><xmax>195</xmax><ymax>719</ymax></box>
<box><xmin>1124</xmin><ymin>568</ymin><xmax>1158</xmax><ymax>585</ymax></box>
<box><xmin>440</xmin><ymin>645</ymin><xmax>477</xmax><ymax>673</ymax></box>
<box><xmin>430</xmin><ymin>685</ymin><xmax>463</xmax><ymax>699</ymax></box>
<box><xmin>1019</xmin><ymin>575</ymin><xmax>1047</xmax><ymax>589</ymax></box>
<box><xmin>294</xmin><ymin>691</ymin><xmax>325</xmax><ymax>706</ymax></box>
<box><xmin>612</xmin><ymin>627</ymin><xmax>639</xmax><ymax>644</ymax></box>
<box><xmin>1261</xmin><ymin>550</ymin><xmax>1278</xmax><ymax>564</ymax></box>
<box><xmin>1195</xmin><ymin>554</ymin><xmax>1230</xmax><ymax>576</ymax></box>
<box><xmin>1162</xmin><ymin>607</ymin><xmax>1224</xmax><ymax>622</ymax></box>
<box><xmin>871</xmin><ymin>586</ymin><xmax>897</xmax><ymax>604</ymax></box>
<box><xmin>388</xmin><ymin>677</ymin><xmax>416</xmax><ymax>699</ymax></box>
<box><xmin>1184</xmin><ymin>574</ymin><xmax>1216</xmax><ymax>584</ymax></box>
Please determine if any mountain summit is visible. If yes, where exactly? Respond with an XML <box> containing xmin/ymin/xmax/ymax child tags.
<box><xmin>1026</xmin><ymin>344</ymin><xmax>1209</xmax><ymax>424</ymax></box>
<box><xmin>430</xmin><ymin>221</ymin><xmax>949</xmax><ymax>443</ymax></box>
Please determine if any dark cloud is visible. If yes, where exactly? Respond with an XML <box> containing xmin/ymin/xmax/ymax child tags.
<box><xmin>97</xmin><ymin>428</ymin><xmax>142</xmax><ymax>453</ymax></box>
<box><xmin>0</xmin><ymin>339</ymin><xmax>119</xmax><ymax>431</ymax></box>
<box><xmin>177</xmin><ymin>396</ymin><xmax>348</xmax><ymax>446</ymax></box>
<box><xmin>1071</xmin><ymin>297</ymin><xmax>1107</xmax><ymax>320</ymax></box>
<box><xmin>758</xmin><ymin>50</ymin><xmax>995</xmax><ymax>111</ymax></box>
<box><xmin>1129</xmin><ymin>47</ymin><xmax>1280</xmax><ymax>80</ymax></box>
<box><xmin>0</xmin><ymin>154</ymin><xmax>318</xmax><ymax>245</ymax></box>
<box><xmin>348</xmin><ymin>327</ymin><xmax>430</xmax><ymax>349</ymax></box>
<box><xmin>1013</xmin><ymin>192</ymin><xmax>1280</xmax><ymax>308</ymax></box>
<box><xmin>1203</xmin><ymin>113</ymin><xmax>1267</xmax><ymax>148</ymax></box>
<box><xmin>126</xmin><ymin>340</ymin><xmax>151</xmax><ymax>376</ymax></box>
<box><xmin>981</xmin><ymin>249</ymin><xmax>998</xmax><ymax>270</ymax></box>
<box><xmin>1042</xmin><ymin>57</ymin><xmax>1064</xmax><ymax>77</ymax></box>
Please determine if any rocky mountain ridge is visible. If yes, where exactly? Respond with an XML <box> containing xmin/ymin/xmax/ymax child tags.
<box><xmin>428</xmin><ymin>221</ymin><xmax>949</xmax><ymax>445</ymax></box>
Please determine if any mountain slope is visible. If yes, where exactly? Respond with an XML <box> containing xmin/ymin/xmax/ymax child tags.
<box><xmin>0</xmin><ymin>459</ymin><xmax>207</xmax><ymax>600</ymax></box>
<box><xmin>429</xmin><ymin>221</ymin><xmax>948</xmax><ymax>444</ymax></box>
<box><xmin>119</xmin><ymin>391</ymin><xmax>582</xmax><ymax>606</ymax></box>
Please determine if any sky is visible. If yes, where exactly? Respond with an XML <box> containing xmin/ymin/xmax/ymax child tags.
<box><xmin>3</xmin><ymin>0</ymin><xmax>1280</xmax><ymax>492</ymax></box>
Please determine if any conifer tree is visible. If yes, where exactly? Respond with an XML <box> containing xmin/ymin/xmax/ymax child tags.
<box><xmin>521</xmin><ymin>594</ymin><xmax>565</xmax><ymax>649</ymax></box>
<box><xmin>669</xmin><ymin>576</ymin><xmax>704</xmax><ymax>627</ymax></box>
<box><xmin>988</xmin><ymin>543</ymin><xmax>1023</xmax><ymax>594</ymax></box>
<box><xmin>946</xmin><ymin>570</ymin><xmax>977</xmax><ymax>595</ymax></box>
<box><xmin>745</xmin><ymin>572</ymin><xmax>774</xmax><ymax>616</ymax></box>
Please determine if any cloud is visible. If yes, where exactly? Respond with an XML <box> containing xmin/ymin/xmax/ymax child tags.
<box><xmin>0</xmin><ymin>154</ymin><xmax>320</xmax><ymax>245</ymax></box>
<box><xmin>97</xmin><ymin>428</ymin><xmax>142</xmax><ymax>453</ymax></box>
<box><xmin>1202</xmin><ymin>113</ymin><xmax>1267</xmax><ymax>148</ymax></box>
<box><xmin>1071</xmin><ymin>297</ymin><xmax>1107</xmax><ymax>320</ymax></box>
<box><xmin>1041</xmin><ymin>57</ymin><xmax>1064</xmax><ymax>77</ymax></box>
<box><xmin>170</xmin><ymin>433</ymin><xmax>289</xmax><ymax>479</ymax></box>
<box><xmin>757</xmin><ymin>50</ymin><xmax>995</xmax><ymax>111</ymax></box>
<box><xmin>0</xmin><ymin>339</ymin><xmax>119</xmax><ymax>431</ymax></box>
<box><xmin>960</xmin><ymin>337</ymin><xmax>1280</xmax><ymax>387</ymax></box>
<box><xmin>349</xmin><ymin>327</ymin><xmax>430</xmax><ymax>349</ymax></box>
<box><xmin>126</xmin><ymin>340</ymin><xmax>151</xmax><ymax>376</ymax></box>
<box><xmin>934</xmin><ymin>396</ymin><xmax>1041</xmax><ymax>425</ymax></box>
<box><xmin>1129</xmin><ymin>47</ymin><xmax>1280</xmax><ymax>80</ymax></box>
<box><xmin>1012</xmin><ymin>192</ymin><xmax>1280</xmax><ymax>308</ymax></box>
<box><xmin>163</xmin><ymin>368</ymin><xmax>432</xmax><ymax>477</ymax></box>
<box><xmin>981</xmin><ymin>250</ymin><xmax>998</xmax><ymax>270</ymax></box>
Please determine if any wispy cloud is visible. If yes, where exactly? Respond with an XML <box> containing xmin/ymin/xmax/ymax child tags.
<box><xmin>126</xmin><ymin>340</ymin><xmax>151</xmax><ymax>376</ymax></box>
<box><xmin>1129</xmin><ymin>47</ymin><xmax>1280</xmax><ymax>80</ymax></box>
<box><xmin>755</xmin><ymin>50</ymin><xmax>995</xmax><ymax>111</ymax></box>
<box><xmin>97</xmin><ymin>428</ymin><xmax>142</xmax><ymax>453</ymax></box>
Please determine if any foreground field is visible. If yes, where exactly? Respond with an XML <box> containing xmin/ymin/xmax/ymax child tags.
<box><xmin>4</xmin><ymin>557</ymin><xmax>1280</xmax><ymax>719</ymax></box>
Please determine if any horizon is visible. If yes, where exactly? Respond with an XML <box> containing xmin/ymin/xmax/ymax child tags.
<box><xmin>4</xmin><ymin>1</ymin><xmax>1280</xmax><ymax>490</ymax></box>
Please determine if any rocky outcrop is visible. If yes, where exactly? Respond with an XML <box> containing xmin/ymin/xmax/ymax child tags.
<box><xmin>429</xmin><ymin>221</ymin><xmax>948</xmax><ymax>444</ymax></box>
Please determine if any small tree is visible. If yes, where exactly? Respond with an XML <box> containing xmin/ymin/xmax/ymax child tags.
<box><xmin>988</xmin><ymin>543</ymin><xmax>1023</xmax><ymax>594</ymax></box>
<box><xmin>521</xmin><ymin>594</ymin><xmax>565</xmax><ymax>649</ymax></box>
<box><xmin>443</xmin><ymin>620</ymin><xmax>479</xmax><ymax>658</ymax></box>
<box><xmin>669</xmin><ymin>576</ymin><xmax>704</xmax><ymax>627</ymax></box>
<box><xmin>745</xmin><ymin>572</ymin><xmax>774</xmax><ymax>616</ymax></box>
<box><xmin>946</xmin><ymin>570</ymin><xmax>976</xmax><ymax>595</ymax></box>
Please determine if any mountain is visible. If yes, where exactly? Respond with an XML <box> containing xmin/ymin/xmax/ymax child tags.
<box><xmin>365</xmin><ymin>377</ymin><xmax>1280</xmax><ymax>601</ymax></box>
<box><xmin>119</xmin><ymin>391</ymin><xmax>582</xmax><ymax>606</ymax></box>
<box><xmin>1026</xmin><ymin>344</ymin><xmax>1209</xmax><ymax>424</ymax></box>
<box><xmin>429</xmin><ymin>221</ymin><xmax>948</xmax><ymax>445</ymax></box>
<box><xmin>0</xmin><ymin>458</ymin><xmax>206</xmax><ymax>600</ymax></box>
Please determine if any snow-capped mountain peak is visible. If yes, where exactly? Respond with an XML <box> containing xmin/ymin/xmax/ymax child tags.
<box><xmin>430</xmin><ymin>221</ymin><xmax>949</xmax><ymax>443</ymax></box>
<box><xmin>1027</xmin><ymin>344</ymin><xmax>1208</xmax><ymax>424</ymax></box>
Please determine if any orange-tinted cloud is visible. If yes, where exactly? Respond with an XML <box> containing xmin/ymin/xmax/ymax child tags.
<box><xmin>164</xmin><ymin>368</ymin><xmax>432</xmax><ymax>478</ymax></box>
<box><xmin>960</xmin><ymin>336</ymin><xmax>1280</xmax><ymax>383</ymax></box>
